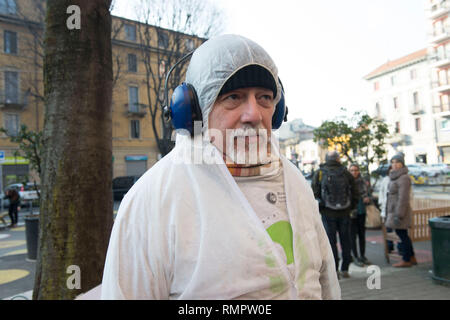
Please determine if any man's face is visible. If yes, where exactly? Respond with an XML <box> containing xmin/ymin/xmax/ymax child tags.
<box><xmin>208</xmin><ymin>86</ymin><xmax>275</xmax><ymax>163</ymax></box>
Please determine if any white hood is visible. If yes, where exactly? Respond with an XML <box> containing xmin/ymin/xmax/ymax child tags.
<box><xmin>101</xmin><ymin>136</ymin><xmax>341</xmax><ymax>300</ymax></box>
<box><xmin>185</xmin><ymin>34</ymin><xmax>282</xmax><ymax>131</ymax></box>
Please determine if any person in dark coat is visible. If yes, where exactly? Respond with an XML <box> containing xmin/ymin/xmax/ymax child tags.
<box><xmin>5</xmin><ymin>189</ymin><xmax>21</xmax><ymax>228</ymax></box>
<box><xmin>348</xmin><ymin>163</ymin><xmax>371</xmax><ymax>267</ymax></box>
<box><xmin>385</xmin><ymin>153</ymin><xmax>416</xmax><ymax>267</ymax></box>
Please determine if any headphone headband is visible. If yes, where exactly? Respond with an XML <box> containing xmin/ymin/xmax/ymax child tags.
<box><xmin>163</xmin><ymin>51</ymin><xmax>195</xmax><ymax>120</ymax></box>
<box><xmin>164</xmin><ymin>53</ymin><xmax>288</xmax><ymax>136</ymax></box>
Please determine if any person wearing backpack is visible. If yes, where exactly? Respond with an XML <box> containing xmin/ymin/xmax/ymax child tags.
<box><xmin>312</xmin><ymin>151</ymin><xmax>359</xmax><ymax>279</ymax></box>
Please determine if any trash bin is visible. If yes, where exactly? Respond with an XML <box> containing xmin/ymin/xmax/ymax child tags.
<box><xmin>429</xmin><ymin>215</ymin><xmax>450</xmax><ymax>286</ymax></box>
<box><xmin>25</xmin><ymin>215</ymin><xmax>39</xmax><ymax>261</ymax></box>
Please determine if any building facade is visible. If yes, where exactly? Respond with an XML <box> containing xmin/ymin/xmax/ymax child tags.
<box><xmin>0</xmin><ymin>0</ymin><xmax>203</xmax><ymax>189</ymax></box>
<box><xmin>427</xmin><ymin>0</ymin><xmax>450</xmax><ymax>163</ymax></box>
<box><xmin>277</xmin><ymin>118</ymin><xmax>320</xmax><ymax>172</ymax></box>
<box><xmin>364</xmin><ymin>49</ymin><xmax>439</xmax><ymax>165</ymax></box>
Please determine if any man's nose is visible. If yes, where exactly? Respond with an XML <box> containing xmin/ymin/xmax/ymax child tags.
<box><xmin>241</xmin><ymin>95</ymin><xmax>262</xmax><ymax>125</ymax></box>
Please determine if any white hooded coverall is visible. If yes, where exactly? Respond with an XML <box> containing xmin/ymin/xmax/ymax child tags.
<box><xmin>101</xmin><ymin>34</ymin><xmax>341</xmax><ymax>300</ymax></box>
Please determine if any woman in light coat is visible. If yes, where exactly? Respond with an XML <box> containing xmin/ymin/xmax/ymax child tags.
<box><xmin>378</xmin><ymin>165</ymin><xmax>393</xmax><ymax>251</ymax></box>
<box><xmin>378</xmin><ymin>166</ymin><xmax>391</xmax><ymax>220</ymax></box>
<box><xmin>385</xmin><ymin>154</ymin><xmax>416</xmax><ymax>267</ymax></box>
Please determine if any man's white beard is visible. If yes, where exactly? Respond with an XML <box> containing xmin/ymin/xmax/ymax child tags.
<box><xmin>225</xmin><ymin>126</ymin><xmax>271</xmax><ymax>165</ymax></box>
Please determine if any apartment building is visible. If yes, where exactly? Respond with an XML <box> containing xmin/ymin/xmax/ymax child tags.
<box><xmin>0</xmin><ymin>0</ymin><xmax>203</xmax><ymax>188</ymax></box>
<box><xmin>364</xmin><ymin>49</ymin><xmax>438</xmax><ymax>165</ymax></box>
<box><xmin>427</xmin><ymin>0</ymin><xmax>450</xmax><ymax>163</ymax></box>
<box><xmin>277</xmin><ymin>118</ymin><xmax>320</xmax><ymax>171</ymax></box>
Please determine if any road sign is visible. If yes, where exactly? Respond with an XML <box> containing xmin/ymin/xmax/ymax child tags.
<box><xmin>0</xmin><ymin>151</ymin><xmax>4</xmax><ymax>163</ymax></box>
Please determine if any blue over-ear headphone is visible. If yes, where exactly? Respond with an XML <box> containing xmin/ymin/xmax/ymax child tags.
<box><xmin>163</xmin><ymin>51</ymin><xmax>288</xmax><ymax>136</ymax></box>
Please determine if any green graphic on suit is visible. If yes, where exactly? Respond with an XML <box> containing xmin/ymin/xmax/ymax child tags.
<box><xmin>266</xmin><ymin>221</ymin><xmax>294</xmax><ymax>265</ymax></box>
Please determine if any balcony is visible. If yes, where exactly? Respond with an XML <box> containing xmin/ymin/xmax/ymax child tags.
<box><xmin>430</xmin><ymin>53</ymin><xmax>450</xmax><ymax>69</ymax></box>
<box><xmin>430</xmin><ymin>28</ymin><xmax>450</xmax><ymax>44</ymax></box>
<box><xmin>0</xmin><ymin>92</ymin><xmax>28</xmax><ymax>110</ymax></box>
<box><xmin>432</xmin><ymin>80</ymin><xmax>450</xmax><ymax>93</ymax></box>
<box><xmin>432</xmin><ymin>104</ymin><xmax>450</xmax><ymax>118</ymax></box>
<box><xmin>429</xmin><ymin>1</ymin><xmax>450</xmax><ymax>19</ymax></box>
<box><xmin>410</xmin><ymin>104</ymin><xmax>425</xmax><ymax>115</ymax></box>
<box><xmin>124</xmin><ymin>103</ymin><xmax>147</xmax><ymax>117</ymax></box>
<box><xmin>386</xmin><ymin>133</ymin><xmax>412</xmax><ymax>147</ymax></box>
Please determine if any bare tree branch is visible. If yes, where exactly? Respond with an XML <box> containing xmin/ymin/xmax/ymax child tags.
<box><xmin>133</xmin><ymin>0</ymin><xmax>223</xmax><ymax>156</ymax></box>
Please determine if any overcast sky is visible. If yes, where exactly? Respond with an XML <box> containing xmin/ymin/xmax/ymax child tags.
<box><xmin>112</xmin><ymin>0</ymin><xmax>428</xmax><ymax>127</ymax></box>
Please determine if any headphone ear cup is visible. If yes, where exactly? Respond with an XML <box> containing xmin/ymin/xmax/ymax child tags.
<box><xmin>185</xmin><ymin>83</ymin><xmax>203</xmax><ymax>124</ymax></box>
<box><xmin>272</xmin><ymin>90</ymin><xmax>286</xmax><ymax>130</ymax></box>
<box><xmin>169</xmin><ymin>82</ymin><xmax>202</xmax><ymax>136</ymax></box>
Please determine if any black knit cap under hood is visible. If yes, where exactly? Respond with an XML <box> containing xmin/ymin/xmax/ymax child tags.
<box><xmin>218</xmin><ymin>64</ymin><xmax>277</xmax><ymax>98</ymax></box>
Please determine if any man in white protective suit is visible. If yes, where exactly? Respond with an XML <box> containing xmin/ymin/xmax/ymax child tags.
<box><xmin>100</xmin><ymin>34</ymin><xmax>341</xmax><ymax>300</ymax></box>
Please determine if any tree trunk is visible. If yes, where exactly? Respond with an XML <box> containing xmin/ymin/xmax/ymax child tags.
<box><xmin>33</xmin><ymin>0</ymin><xmax>113</xmax><ymax>300</ymax></box>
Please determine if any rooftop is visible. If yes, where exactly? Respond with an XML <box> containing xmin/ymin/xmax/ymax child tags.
<box><xmin>364</xmin><ymin>48</ymin><xmax>428</xmax><ymax>80</ymax></box>
<box><xmin>277</xmin><ymin>118</ymin><xmax>315</xmax><ymax>141</ymax></box>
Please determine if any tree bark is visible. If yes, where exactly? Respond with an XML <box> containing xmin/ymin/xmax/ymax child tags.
<box><xmin>33</xmin><ymin>0</ymin><xmax>113</xmax><ymax>300</ymax></box>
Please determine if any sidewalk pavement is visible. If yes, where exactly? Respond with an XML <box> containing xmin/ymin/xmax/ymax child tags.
<box><xmin>339</xmin><ymin>229</ymin><xmax>450</xmax><ymax>300</ymax></box>
<box><xmin>1</xmin><ymin>217</ymin><xmax>449</xmax><ymax>300</ymax></box>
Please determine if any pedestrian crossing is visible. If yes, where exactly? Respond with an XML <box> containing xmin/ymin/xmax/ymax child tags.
<box><xmin>1</xmin><ymin>208</ymin><xmax>116</xmax><ymax>298</ymax></box>
<box><xmin>0</xmin><ymin>269</ymin><xmax>30</xmax><ymax>286</ymax></box>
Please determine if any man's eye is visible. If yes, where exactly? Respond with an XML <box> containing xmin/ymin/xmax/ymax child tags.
<box><xmin>225</xmin><ymin>93</ymin><xmax>239</xmax><ymax>100</ymax></box>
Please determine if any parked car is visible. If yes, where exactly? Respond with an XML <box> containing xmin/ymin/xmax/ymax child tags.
<box><xmin>409</xmin><ymin>163</ymin><xmax>442</xmax><ymax>177</ymax></box>
<box><xmin>406</xmin><ymin>163</ymin><xmax>446</xmax><ymax>184</ymax></box>
<box><xmin>301</xmin><ymin>170</ymin><xmax>314</xmax><ymax>180</ymax></box>
<box><xmin>406</xmin><ymin>164</ymin><xmax>428</xmax><ymax>180</ymax></box>
<box><xmin>373</xmin><ymin>163</ymin><xmax>390</xmax><ymax>177</ymax></box>
<box><xmin>430</xmin><ymin>163</ymin><xmax>450</xmax><ymax>176</ymax></box>
<box><xmin>112</xmin><ymin>176</ymin><xmax>140</xmax><ymax>201</ymax></box>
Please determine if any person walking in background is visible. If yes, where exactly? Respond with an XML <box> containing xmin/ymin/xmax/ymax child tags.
<box><xmin>378</xmin><ymin>165</ymin><xmax>394</xmax><ymax>252</ymax></box>
<box><xmin>312</xmin><ymin>151</ymin><xmax>359</xmax><ymax>279</ymax></box>
<box><xmin>348</xmin><ymin>164</ymin><xmax>371</xmax><ymax>267</ymax></box>
<box><xmin>5</xmin><ymin>189</ymin><xmax>21</xmax><ymax>228</ymax></box>
<box><xmin>385</xmin><ymin>153</ymin><xmax>417</xmax><ymax>267</ymax></box>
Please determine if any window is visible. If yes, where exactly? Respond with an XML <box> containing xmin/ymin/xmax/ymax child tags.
<box><xmin>158</xmin><ymin>32</ymin><xmax>169</xmax><ymax>49</ymax></box>
<box><xmin>374</xmin><ymin>81</ymin><xmax>379</xmax><ymax>91</ymax></box>
<box><xmin>0</xmin><ymin>0</ymin><xmax>17</xmax><ymax>14</ymax></box>
<box><xmin>128</xmin><ymin>54</ymin><xmax>137</xmax><ymax>72</ymax></box>
<box><xmin>128</xmin><ymin>86</ymin><xmax>139</xmax><ymax>112</ymax></box>
<box><xmin>393</xmin><ymin>97</ymin><xmax>398</xmax><ymax>109</ymax></box>
<box><xmin>4</xmin><ymin>30</ymin><xmax>17</xmax><ymax>54</ymax></box>
<box><xmin>185</xmin><ymin>38</ymin><xmax>194</xmax><ymax>51</ymax></box>
<box><xmin>159</xmin><ymin>60</ymin><xmax>166</xmax><ymax>78</ymax></box>
<box><xmin>442</xmin><ymin>119</ymin><xmax>450</xmax><ymax>131</ymax></box>
<box><xmin>441</xmin><ymin>93</ymin><xmax>450</xmax><ymax>111</ymax></box>
<box><xmin>395</xmin><ymin>121</ymin><xmax>401</xmax><ymax>134</ymax></box>
<box><xmin>439</xmin><ymin>69</ymin><xmax>448</xmax><ymax>86</ymax></box>
<box><xmin>4</xmin><ymin>113</ymin><xmax>19</xmax><ymax>136</ymax></box>
<box><xmin>391</xmin><ymin>76</ymin><xmax>396</xmax><ymax>86</ymax></box>
<box><xmin>413</xmin><ymin>92</ymin><xmax>419</xmax><ymax>107</ymax></box>
<box><xmin>124</xmin><ymin>24</ymin><xmax>136</xmax><ymax>42</ymax></box>
<box><xmin>4</xmin><ymin>71</ymin><xmax>19</xmax><ymax>103</ymax></box>
<box><xmin>410</xmin><ymin>69</ymin><xmax>417</xmax><ymax>80</ymax></box>
<box><xmin>375</xmin><ymin>102</ymin><xmax>381</xmax><ymax>117</ymax></box>
<box><xmin>158</xmin><ymin>88</ymin><xmax>164</xmax><ymax>103</ymax></box>
<box><xmin>130</xmin><ymin>120</ymin><xmax>140</xmax><ymax>139</ymax></box>
<box><xmin>415</xmin><ymin>118</ymin><xmax>421</xmax><ymax>132</ymax></box>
